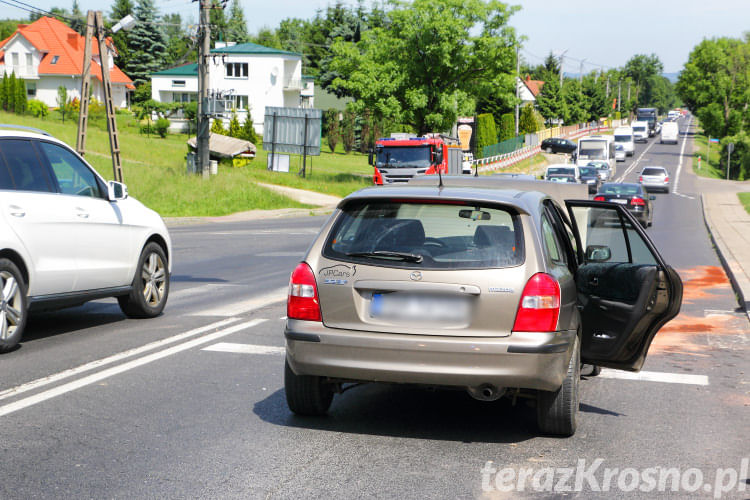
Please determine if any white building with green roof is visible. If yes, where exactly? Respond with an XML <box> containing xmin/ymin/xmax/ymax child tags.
<box><xmin>151</xmin><ymin>42</ymin><xmax>313</xmax><ymax>134</ymax></box>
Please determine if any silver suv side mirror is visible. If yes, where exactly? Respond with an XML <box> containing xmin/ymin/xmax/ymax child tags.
<box><xmin>107</xmin><ymin>181</ymin><xmax>128</xmax><ymax>201</ymax></box>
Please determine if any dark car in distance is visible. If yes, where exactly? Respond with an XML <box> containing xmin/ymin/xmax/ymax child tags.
<box><xmin>594</xmin><ymin>183</ymin><xmax>654</xmax><ymax>228</ymax></box>
<box><xmin>578</xmin><ymin>165</ymin><xmax>601</xmax><ymax>193</ymax></box>
<box><xmin>541</xmin><ymin>138</ymin><xmax>577</xmax><ymax>155</ymax></box>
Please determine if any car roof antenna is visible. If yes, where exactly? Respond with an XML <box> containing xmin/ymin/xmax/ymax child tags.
<box><xmin>438</xmin><ymin>166</ymin><xmax>444</xmax><ymax>189</ymax></box>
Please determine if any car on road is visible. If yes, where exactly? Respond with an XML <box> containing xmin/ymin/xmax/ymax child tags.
<box><xmin>594</xmin><ymin>182</ymin><xmax>655</xmax><ymax>227</ymax></box>
<box><xmin>578</xmin><ymin>165</ymin><xmax>601</xmax><ymax>193</ymax></box>
<box><xmin>632</xmin><ymin>121</ymin><xmax>649</xmax><ymax>143</ymax></box>
<box><xmin>547</xmin><ymin>174</ymin><xmax>578</xmax><ymax>183</ymax></box>
<box><xmin>540</xmin><ymin>138</ymin><xmax>577</xmax><ymax>155</ymax></box>
<box><xmin>0</xmin><ymin>126</ymin><xmax>171</xmax><ymax>353</ymax></box>
<box><xmin>660</xmin><ymin>122</ymin><xmax>679</xmax><ymax>144</ymax></box>
<box><xmin>283</xmin><ymin>176</ymin><xmax>682</xmax><ymax>436</ymax></box>
<box><xmin>615</xmin><ymin>144</ymin><xmax>626</xmax><ymax>162</ymax></box>
<box><xmin>613</xmin><ymin>126</ymin><xmax>635</xmax><ymax>156</ymax></box>
<box><xmin>544</xmin><ymin>164</ymin><xmax>578</xmax><ymax>182</ymax></box>
<box><xmin>639</xmin><ymin>166</ymin><xmax>670</xmax><ymax>193</ymax></box>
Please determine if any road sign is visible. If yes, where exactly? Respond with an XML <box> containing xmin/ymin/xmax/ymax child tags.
<box><xmin>727</xmin><ymin>143</ymin><xmax>734</xmax><ymax>153</ymax></box>
<box><xmin>709</xmin><ymin>138</ymin><xmax>719</xmax><ymax>143</ymax></box>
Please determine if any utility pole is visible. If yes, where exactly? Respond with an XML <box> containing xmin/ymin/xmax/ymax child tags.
<box><xmin>76</xmin><ymin>10</ymin><xmax>123</xmax><ymax>183</ymax></box>
<box><xmin>514</xmin><ymin>44</ymin><xmax>520</xmax><ymax>137</ymax></box>
<box><xmin>617</xmin><ymin>80</ymin><xmax>621</xmax><ymax>114</ymax></box>
<box><xmin>579</xmin><ymin>59</ymin><xmax>585</xmax><ymax>82</ymax></box>
<box><xmin>627</xmin><ymin>81</ymin><xmax>631</xmax><ymax>101</ymax></box>
<box><xmin>558</xmin><ymin>49</ymin><xmax>567</xmax><ymax>88</ymax></box>
<box><xmin>197</xmin><ymin>0</ymin><xmax>211</xmax><ymax>179</ymax></box>
<box><xmin>605</xmin><ymin>75</ymin><xmax>610</xmax><ymax>97</ymax></box>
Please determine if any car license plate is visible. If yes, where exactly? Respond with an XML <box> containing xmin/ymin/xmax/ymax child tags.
<box><xmin>612</xmin><ymin>199</ymin><xmax>628</xmax><ymax>204</ymax></box>
<box><xmin>370</xmin><ymin>293</ymin><xmax>470</xmax><ymax>323</ymax></box>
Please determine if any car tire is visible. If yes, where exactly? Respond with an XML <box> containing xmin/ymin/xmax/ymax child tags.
<box><xmin>537</xmin><ymin>335</ymin><xmax>580</xmax><ymax>436</ymax></box>
<box><xmin>284</xmin><ymin>358</ymin><xmax>334</xmax><ymax>416</ymax></box>
<box><xmin>545</xmin><ymin>147</ymin><xmax>552</xmax><ymax>153</ymax></box>
<box><xmin>118</xmin><ymin>242</ymin><xmax>169</xmax><ymax>318</ymax></box>
<box><xmin>0</xmin><ymin>259</ymin><xmax>28</xmax><ymax>353</ymax></box>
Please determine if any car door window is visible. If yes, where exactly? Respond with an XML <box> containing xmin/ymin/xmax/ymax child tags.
<box><xmin>38</xmin><ymin>142</ymin><xmax>102</xmax><ymax>198</ymax></box>
<box><xmin>541</xmin><ymin>213</ymin><xmax>565</xmax><ymax>265</ymax></box>
<box><xmin>0</xmin><ymin>139</ymin><xmax>54</xmax><ymax>192</ymax></box>
<box><xmin>571</xmin><ymin>206</ymin><xmax>656</xmax><ymax>265</ymax></box>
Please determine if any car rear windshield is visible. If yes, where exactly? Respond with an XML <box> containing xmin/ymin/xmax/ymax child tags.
<box><xmin>614</xmin><ymin>135</ymin><xmax>631</xmax><ymax>142</ymax></box>
<box><xmin>579</xmin><ymin>166</ymin><xmax>597</xmax><ymax>176</ymax></box>
<box><xmin>547</xmin><ymin>167</ymin><xmax>574</xmax><ymax>176</ymax></box>
<box><xmin>600</xmin><ymin>184</ymin><xmax>641</xmax><ymax>195</ymax></box>
<box><xmin>641</xmin><ymin>167</ymin><xmax>666</xmax><ymax>176</ymax></box>
<box><xmin>324</xmin><ymin>199</ymin><xmax>524</xmax><ymax>269</ymax></box>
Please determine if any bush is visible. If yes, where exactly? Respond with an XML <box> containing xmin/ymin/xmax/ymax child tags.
<box><xmin>28</xmin><ymin>99</ymin><xmax>48</xmax><ymax>119</ymax></box>
<box><xmin>325</xmin><ymin>108</ymin><xmax>339</xmax><ymax>153</ymax></box>
<box><xmin>519</xmin><ymin>103</ymin><xmax>541</xmax><ymax>135</ymax></box>
<box><xmin>499</xmin><ymin>113</ymin><xmax>515</xmax><ymax>141</ymax></box>
<box><xmin>720</xmin><ymin>131</ymin><xmax>750</xmax><ymax>181</ymax></box>
<box><xmin>154</xmin><ymin>118</ymin><xmax>170</xmax><ymax>138</ymax></box>
<box><xmin>228</xmin><ymin>113</ymin><xmax>241</xmax><ymax>138</ymax></box>
<box><xmin>475</xmin><ymin>113</ymin><xmax>497</xmax><ymax>158</ymax></box>
<box><xmin>210</xmin><ymin>118</ymin><xmax>225</xmax><ymax>135</ymax></box>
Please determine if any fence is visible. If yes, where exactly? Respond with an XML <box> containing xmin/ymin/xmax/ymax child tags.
<box><xmin>482</xmin><ymin>136</ymin><xmax>524</xmax><ymax>158</ymax></box>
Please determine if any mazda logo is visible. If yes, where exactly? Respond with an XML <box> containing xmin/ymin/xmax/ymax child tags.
<box><xmin>409</xmin><ymin>271</ymin><xmax>422</xmax><ymax>281</ymax></box>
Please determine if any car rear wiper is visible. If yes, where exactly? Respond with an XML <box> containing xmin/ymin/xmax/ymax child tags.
<box><xmin>346</xmin><ymin>251</ymin><xmax>424</xmax><ymax>263</ymax></box>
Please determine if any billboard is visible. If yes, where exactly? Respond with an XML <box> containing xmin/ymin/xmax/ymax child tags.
<box><xmin>263</xmin><ymin>107</ymin><xmax>323</xmax><ymax>156</ymax></box>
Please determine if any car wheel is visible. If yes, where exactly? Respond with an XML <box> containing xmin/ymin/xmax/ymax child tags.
<box><xmin>285</xmin><ymin>358</ymin><xmax>334</xmax><ymax>416</ymax></box>
<box><xmin>581</xmin><ymin>364</ymin><xmax>601</xmax><ymax>377</ymax></box>
<box><xmin>545</xmin><ymin>147</ymin><xmax>552</xmax><ymax>153</ymax></box>
<box><xmin>118</xmin><ymin>242</ymin><xmax>169</xmax><ymax>318</ymax></box>
<box><xmin>537</xmin><ymin>335</ymin><xmax>580</xmax><ymax>436</ymax></box>
<box><xmin>0</xmin><ymin>259</ymin><xmax>27</xmax><ymax>353</ymax></box>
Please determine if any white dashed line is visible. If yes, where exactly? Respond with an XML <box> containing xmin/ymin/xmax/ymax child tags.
<box><xmin>202</xmin><ymin>342</ymin><xmax>285</xmax><ymax>355</ymax></box>
<box><xmin>617</xmin><ymin>139</ymin><xmax>658</xmax><ymax>182</ymax></box>
<box><xmin>598</xmin><ymin>369</ymin><xmax>708</xmax><ymax>386</ymax></box>
<box><xmin>673</xmin><ymin>116</ymin><xmax>694</xmax><ymax>195</ymax></box>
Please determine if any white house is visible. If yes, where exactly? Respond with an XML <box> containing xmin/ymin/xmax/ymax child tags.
<box><xmin>151</xmin><ymin>41</ymin><xmax>313</xmax><ymax>134</ymax></box>
<box><xmin>517</xmin><ymin>75</ymin><xmax>545</xmax><ymax>106</ymax></box>
<box><xmin>0</xmin><ymin>17</ymin><xmax>133</xmax><ymax>109</ymax></box>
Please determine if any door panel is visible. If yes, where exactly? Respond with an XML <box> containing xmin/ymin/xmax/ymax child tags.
<box><xmin>565</xmin><ymin>201</ymin><xmax>682</xmax><ymax>371</ymax></box>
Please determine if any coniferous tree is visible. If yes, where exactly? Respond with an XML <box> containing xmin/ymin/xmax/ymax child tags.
<box><xmin>226</xmin><ymin>0</ymin><xmax>249</xmax><ymax>43</ymax></box>
<box><xmin>70</xmin><ymin>0</ymin><xmax>85</xmax><ymax>34</ymax></box>
<box><xmin>15</xmin><ymin>77</ymin><xmax>26</xmax><ymax>114</ymax></box>
<box><xmin>110</xmin><ymin>0</ymin><xmax>135</xmax><ymax>71</ymax></box>
<box><xmin>228</xmin><ymin>113</ymin><xmax>241</xmax><ymax>138</ymax></box>
<box><xmin>125</xmin><ymin>0</ymin><xmax>168</xmax><ymax>86</ymax></box>
<box><xmin>209</xmin><ymin>2</ymin><xmax>228</xmax><ymax>45</ymax></box>
<box><xmin>240</xmin><ymin>111</ymin><xmax>258</xmax><ymax>144</ymax></box>
<box><xmin>7</xmin><ymin>72</ymin><xmax>16</xmax><ymax>112</ymax></box>
<box><xmin>0</xmin><ymin>74</ymin><xmax>7</xmax><ymax>111</ymax></box>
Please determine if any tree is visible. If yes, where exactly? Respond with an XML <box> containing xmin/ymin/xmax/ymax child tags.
<box><xmin>125</xmin><ymin>0</ymin><xmax>168</xmax><ymax>86</ymax></box>
<box><xmin>240</xmin><ymin>110</ymin><xmax>258</xmax><ymax>144</ymax></box>
<box><xmin>341</xmin><ymin>109</ymin><xmax>356</xmax><ymax>153</ymax></box>
<box><xmin>325</xmin><ymin>108</ymin><xmax>339</xmax><ymax>152</ymax></box>
<box><xmin>677</xmin><ymin>36</ymin><xmax>749</xmax><ymax>138</ymax></box>
<box><xmin>14</xmin><ymin>76</ymin><xmax>26</xmax><ymax>115</ymax></box>
<box><xmin>518</xmin><ymin>103</ymin><xmax>540</xmax><ymax>134</ymax></box>
<box><xmin>623</xmin><ymin>54</ymin><xmax>663</xmax><ymax>108</ymax></box>
<box><xmin>210</xmin><ymin>118</ymin><xmax>225</xmax><ymax>135</ymax></box>
<box><xmin>69</xmin><ymin>0</ymin><xmax>85</xmax><ymax>34</ymax></box>
<box><xmin>226</xmin><ymin>0</ymin><xmax>249</xmax><ymax>43</ymax></box>
<box><xmin>561</xmin><ymin>79</ymin><xmax>587</xmax><ymax>124</ymax></box>
<box><xmin>535</xmin><ymin>75</ymin><xmax>564</xmax><ymax>124</ymax></box>
<box><xmin>328</xmin><ymin>0</ymin><xmax>518</xmax><ymax>135</ymax></box>
<box><xmin>228</xmin><ymin>113</ymin><xmax>241</xmax><ymax>138</ymax></box>
<box><xmin>498</xmin><ymin>112</ymin><xmax>515</xmax><ymax>141</ymax></box>
<box><xmin>210</xmin><ymin>2</ymin><xmax>228</xmax><ymax>45</ymax></box>
<box><xmin>582</xmin><ymin>73</ymin><xmax>608</xmax><ymax>121</ymax></box>
<box><xmin>475</xmin><ymin>112</ymin><xmax>497</xmax><ymax>157</ymax></box>
<box><xmin>110</xmin><ymin>0</ymin><xmax>135</xmax><ymax>70</ymax></box>
<box><xmin>7</xmin><ymin>72</ymin><xmax>16</xmax><ymax>112</ymax></box>
<box><xmin>0</xmin><ymin>74</ymin><xmax>7</xmax><ymax>111</ymax></box>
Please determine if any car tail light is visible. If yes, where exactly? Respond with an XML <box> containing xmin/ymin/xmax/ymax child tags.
<box><xmin>639</xmin><ymin>176</ymin><xmax>643</xmax><ymax>182</ymax></box>
<box><xmin>512</xmin><ymin>273</ymin><xmax>560</xmax><ymax>332</ymax></box>
<box><xmin>631</xmin><ymin>197</ymin><xmax>646</xmax><ymax>206</ymax></box>
<box><xmin>593</xmin><ymin>195</ymin><xmax>605</xmax><ymax>201</ymax></box>
<box><xmin>287</xmin><ymin>262</ymin><xmax>321</xmax><ymax>321</ymax></box>
<box><xmin>664</xmin><ymin>176</ymin><xmax>669</xmax><ymax>182</ymax></box>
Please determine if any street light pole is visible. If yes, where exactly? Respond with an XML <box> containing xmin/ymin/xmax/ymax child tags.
<box><xmin>197</xmin><ymin>0</ymin><xmax>211</xmax><ymax>179</ymax></box>
<box><xmin>514</xmin><ymin>44</ymin><xmax>520</xmax><ymax>137</ymax></box>
<box><xmin>558</xmin><ymin>49</ymin><xmax>568</xmax><ymax>88</ymax></box>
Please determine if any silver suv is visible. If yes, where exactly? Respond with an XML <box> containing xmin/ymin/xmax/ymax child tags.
<box><xmin>283</xmin><ymin>177</ymin><xmax>682</xmax><ymax>436</ymax></box>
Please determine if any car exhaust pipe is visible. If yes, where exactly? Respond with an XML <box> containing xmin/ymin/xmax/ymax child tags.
<box><xmin>467</xmin><ymin>384</ymin><xmax>505</xmax><ymax>402</ymax></box>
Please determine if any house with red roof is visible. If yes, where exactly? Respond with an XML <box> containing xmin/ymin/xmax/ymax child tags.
<box><xmin>0</xmin><ymin>17</ymin><xmax>133</xmax><ymax>109</ymax></box>
<box><xmin>517</xmin><ymin>75</ymin><xmax>545</xmax><ymax>106</ymax></box>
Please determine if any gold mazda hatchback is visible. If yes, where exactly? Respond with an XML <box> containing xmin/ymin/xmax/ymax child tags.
<box><xmin>284</xmin><ymin>177</ymin><xmax>682</xmax><ymax>436</ymax></box>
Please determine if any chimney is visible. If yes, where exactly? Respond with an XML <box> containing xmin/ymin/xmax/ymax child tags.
<box><xmin>67</xmin><ymin>33</ymin><xmax>79</xmax><ymax>50</ymax></box>
<box><xmin>526</xmin><ymin>75</ymin><xmax>531</xmax><ymax>83</ymax></box>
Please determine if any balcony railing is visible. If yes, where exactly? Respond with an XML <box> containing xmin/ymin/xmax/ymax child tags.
<box><xmin>4</xmin><ymin>64</ymin><xmax>38</xmax><ymax>78</ymax></box>
<box><xmin>283</xmin><ymin>78</ymin><xmax>303</xmax><ymax>90</ymax></box>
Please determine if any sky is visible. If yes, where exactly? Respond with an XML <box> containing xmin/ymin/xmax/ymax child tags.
<box><xmin>7</xmin><ymin>0</ymin><xmax>750</xmax><ymax>73</ymax></box>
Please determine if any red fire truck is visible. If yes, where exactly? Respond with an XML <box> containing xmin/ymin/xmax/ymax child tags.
<box><xmin>369</xmin><ymin>134</ymin><xmax>464</xmax><ymax>185</ymax></box>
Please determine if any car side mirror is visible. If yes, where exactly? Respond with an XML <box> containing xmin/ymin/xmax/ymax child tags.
<box><xmin>108</xmin><ymin>181</ymin><xmax>128</xmax><ymax>201</ymax></box>
<box><xmin>368</xmin><ymin>150</ymin><xmax>374</xmax><ymax>166</ymax></box>
<box><xmin>586</xmin><ymin>245</ymin><xmax>611</xmax><ymax>262</ymax></box>
<box><xmin>649</xmin><ymin>195</ymin><xmax>656</xmax><ymax>201</ymax></box>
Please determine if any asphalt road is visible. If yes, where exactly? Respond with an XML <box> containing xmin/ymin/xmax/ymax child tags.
<box><xmin>0</xmin><ymin>118</ymin><xmax>748</xmax><ymax>499</ymax></box>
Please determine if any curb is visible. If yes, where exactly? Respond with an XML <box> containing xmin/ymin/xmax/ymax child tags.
<box><xmin>164</xmin><ymin>206</ymin><xmax>334</xmax><ymax>228</ymax></box>
<box><xmin>700</xmin><ymin>193</ymin><xmax>750</xmax><ymax>321</ymax></box>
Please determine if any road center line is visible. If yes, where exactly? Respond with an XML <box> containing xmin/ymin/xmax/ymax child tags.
<box><xmin>0</xmin><ymin>319</ymin><xmax>267</xmax><ymax>418</ymax></box>
<box><xmin>202</xmin><ymin>342</ymin><xmax>285</xmax><ymax>355</ymax></box>
<box><xmin>618</xmin><ymin>139</ymin><xmax>657</xmax><ymax>182</ymax></box>
<box><xmin>598</xmin><ymin>369</ymin><xmax>708</xmax><ymax>386</ymax></box>
<box><xmin>0</xmin><ymin>317</ymin><xmax>241</xmax><ymax>403</ymax></box>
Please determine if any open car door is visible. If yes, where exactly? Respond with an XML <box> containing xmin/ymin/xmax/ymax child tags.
<box><xmin>565</xmin><ymin>200</ymin><xmax>683</xmax><ymax>371</ymax></box>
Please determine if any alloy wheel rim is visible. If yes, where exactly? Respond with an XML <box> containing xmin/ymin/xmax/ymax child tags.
<box><xmin>0</xmin><ymin>271</ymin><xmax>22</xmax><ymax>341</ymax></box>
<box><xmin>141</xmin><ymin>253</ymin><xmax>166</xmax><ymax>307</ymax></box>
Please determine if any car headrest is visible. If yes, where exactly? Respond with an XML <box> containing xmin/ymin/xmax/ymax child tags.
<box><xmin>474</xmin><ymin>225</ymin><xmax>514</xmax><ymax>248</ymax></box>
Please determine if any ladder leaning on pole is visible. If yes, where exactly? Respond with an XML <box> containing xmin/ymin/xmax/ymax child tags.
<box><xmin>76</xmin><ymin>10</ymin><xmax>124</xmax><ymax>184</ymax></box>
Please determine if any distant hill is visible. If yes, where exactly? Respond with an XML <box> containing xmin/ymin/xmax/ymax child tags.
<box><xmin>662</xmin><ymin>72</ymin><xmax>680</xmax><ymax>83</ymax></box>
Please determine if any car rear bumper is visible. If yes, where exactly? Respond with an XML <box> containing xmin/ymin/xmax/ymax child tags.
<box><xmin>285</xmin><ymin>320</ymin><xmax>577</xmax><ymax>391</ymax></box>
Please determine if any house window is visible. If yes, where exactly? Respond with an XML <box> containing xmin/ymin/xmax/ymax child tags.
<box><xmin>26</xmin><ymin>82</ymin><xmax>35</xmax><ymax>97</ymax></box>
<box><xmin>25</xmin><ymin>53</ymin><xmax>32</xmax><ymax>69</ymax></box>
<box><xmin>225</xmin><ymin>62</ymin><xmax>248</xmax><ymax>78</ymax></box>
<box><xmin>172</xmin><ymin>80</ymin><xmax>186</xmax><ymax>87</ymax></box>
<box><xmin>11</xmin><ymin>53</ymin><xmax>18</xmax><ymax>66</ymax></box>
<box><xmin>51</xmin><ymin>55</ymin><xmax>59</xmax><ymax>64</ymax></box>
<box><xmin>173</xmin><ymin>92</ymin><xmax>197</xmax><ymax>103</ymax></box>
<box><xmin>230</xmin><ymin>95</ymin><xmax>248</xmax><ymax>110</ymax></box>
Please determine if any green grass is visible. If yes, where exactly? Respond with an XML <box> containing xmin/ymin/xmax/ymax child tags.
<box><xmin>0</xmin><ymin>110</ymin><xmax>378</xmax><ymax>216</ymax></box>
<box><xmin>692</xmin><ymin>126</ymin><xmax>725</xmax><ymax>179</ymax></box>
<box><xmin>739</xmin><ymin>193</ymin><xmax>750</xmax><ymax>215</ymax></box>
<box><xmin>482</xmin><ymin>152</ymin><xmax>548</xmax><ymax>177</ymax></box>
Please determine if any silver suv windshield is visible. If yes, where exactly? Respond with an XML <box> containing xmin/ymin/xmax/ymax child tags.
<box><xmin>325</xmin><ymin>200</ymin><xmax>524</xmax><ymax>269</ymax></box>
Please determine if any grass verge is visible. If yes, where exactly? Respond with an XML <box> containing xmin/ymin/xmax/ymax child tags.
<box><xmin>692</xmin><ymin>126</ymin><xmax>725</xmax><ymax>179</ymax></box>
<box><xmin>739</xmin><ymin>193</ymin><xmax>750</xmax><ymax>215</ymax></box>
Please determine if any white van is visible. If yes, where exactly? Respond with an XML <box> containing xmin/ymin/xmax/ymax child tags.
<box><xmin>545</xmin><ymin>164</ymin><xmax>579</xmax><ymax>181</ymax></box>
<box><xmin>660</xmin><ymin>121</ymin><xmax>679</xmax><ymax>144</ymax></box>
<box><xmin>631</xmin><ymin>121</ymin><xmax>649</xmax><ymax>143</ymax></box>
<box><xmin>613</xmin><ymin>126</ymin><xmax>635</xmax><ymax>156</ymax></box>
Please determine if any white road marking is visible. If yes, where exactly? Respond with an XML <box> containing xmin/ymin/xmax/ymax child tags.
<box><xmin>0</xmin><ymin>319</ymin><xmax>267</xmax><ymax>418</ymax></box>
<box><xmin>170</xmin><ymin>283</ymin><xmax>244</xmax><ymax>300</ymax></box>
<box><xmin>202</xmin><ymin>342</ymin><xmax>285</xmax><ymax>355</ymax></box>
<box><xmin>617</xmin><ymin>139</ymin><xmax>657</xmax><ymax>182</ymax></box>
<box><xmin>673</xmin><ymin>116</ymin><xmax>694</xmax><ymax>195</ymax></box>
<box><xmin>191</xmin><ymin>287</ymin><xmax>287</xmax><ymax>317</ymax></box>
<box><xmin>0</xmin><ymin>318</ymin><xmax>241</xmax><ymax>403</ymax></box>
<box><xmin>598</xmin><ymin>369</ymin><xmax>708</xmax><ymax>386</ymax></box>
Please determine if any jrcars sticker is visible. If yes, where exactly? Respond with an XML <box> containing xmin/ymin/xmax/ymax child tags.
<box><xmin>319</xmin><ymin>264</ymin><xmax>357</xmax><ymax>282</ymax></box>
